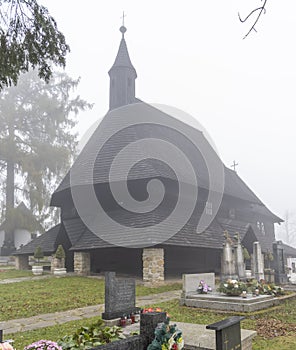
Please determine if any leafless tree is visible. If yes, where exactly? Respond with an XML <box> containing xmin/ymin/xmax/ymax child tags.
<box><xmin>277</xmin><ymin>211</ymin><xmax>296</xmax><ymax>247</ymax></box>
<box><xmin>239</xmin><ymin>0</ymin><xmax>268</xmax><ymax>39</ymax></box>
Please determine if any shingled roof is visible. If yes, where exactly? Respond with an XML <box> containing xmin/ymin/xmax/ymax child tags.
<box><xmin>282</xmin><ymin>243</ymin><xmax>296</xmax><ymax>258</ymax></box>
<box><xmin>13</xmin><ymin>224</ymin><xmax>61</xmax><ymax>255</ymax></box>
<box><xmin>51</xmin><ymin>102</ymin><xmax>274</xmax><ymax>217</ymax></box>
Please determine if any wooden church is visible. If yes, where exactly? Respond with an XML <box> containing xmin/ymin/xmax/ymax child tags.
<box><xmin>15</xmin><ymin>25</ymin><xmax>287</xmax><ymax>281</ymax></box>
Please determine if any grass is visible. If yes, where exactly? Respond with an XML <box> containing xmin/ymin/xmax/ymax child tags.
<box><xmin>144</xmin><ymin>299</ymin><xmax>296</xmax><ymax>350</ymax></box>
<box><xmin>0</xmin><ymin>269</ymin><xmax>33</xmax><ymax>280</ymax></box>
<box><xmin>10</xmin><ymin>298</ymin><xmax>296</xmax><ymax>350</ymax></box>
<box><xmin>0</xmin><ymin>275</ymin><xmax>181</xmax><ymax>321</ymax></box>
<box><xmin>10</xmin><ymin>317</ymin><xmax>101</xmax><ymax>350</ymax></box>
<box><xmin>4</xmin><ymin>275</ymin><xmax>296</xmax><ymax>349</ymax></box>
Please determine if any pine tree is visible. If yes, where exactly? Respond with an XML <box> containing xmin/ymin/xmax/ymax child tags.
<box><xmin>34</xmin><ymin>246</ymin><xmax>44</xmax><ymax>264</ymax></box>
<box><xmin>0</xmin><ymin>70</ymin><xmax>92</xmax><ymax>252</ymax></box>
<box><xmin>55</xmin><ymin>245</ymin><xmax>66</xmax><ymax>260</ymax></box>
<box><xmin>0</xmin><ymin>0</ymin><xmax>70</xmax><ymax>90</ymax></box>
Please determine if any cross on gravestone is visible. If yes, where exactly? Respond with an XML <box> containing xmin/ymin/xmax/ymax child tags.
<box><xmin>206</xmin><ymin>316</ymin><xmax>245</xmax><ymax>350</ymax></box>
<box><xmin>102</xmin><ymin>271</ymin><xmax>140</xmax><ymax>320</ymax></box>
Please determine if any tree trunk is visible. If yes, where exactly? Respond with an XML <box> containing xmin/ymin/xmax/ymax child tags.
<box><xmin>1</xmin><ymin>121</ymin><xmax>16</xmax><ymax>254</ymax></box>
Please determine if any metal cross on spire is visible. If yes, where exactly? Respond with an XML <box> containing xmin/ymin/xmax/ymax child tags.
<box><xmin>121</xmin><ymin>11</ymin><xmax>127</xmax><ymax>27</ymax></box>
<box><xmin>231</xmin><ymin>160</ymin><xmax>238</xmax><ymax>172</ymax></box>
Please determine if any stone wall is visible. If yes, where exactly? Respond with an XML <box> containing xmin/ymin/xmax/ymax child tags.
<box><xmin>15</xmin><ymin>255</ymin><xmax>29</xmax><ymax>270</ymax></box>
<box><xmin>142</xmin><ymin>248</ymin><xmax>164</xmax><ymax>285</ymax></box>
<box><xmin>51</xmin><ymin>257</ymin><xmax>65</xmax><ymax>273</ymax></box>
<box><xmin>74</xmin><ymin>251</ymin><xmax>90</xmax><ymax>275</ymax></box>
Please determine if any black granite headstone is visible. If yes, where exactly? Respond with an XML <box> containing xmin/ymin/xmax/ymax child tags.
<box><xmin>0</xmin><ymin>329</ymin><xmax>2</xmax><ymax>342</ymax></box>
<box><xmin>206</xmin><ymin>316</ymin><xmax>245</xmax><ymax>350</ymax></box>
<box><xmin>140</xmin><ymin>312</ymin><xmax>167</xmax><ymax>350</ymax></box>
<box><xmin>102</xmin><ymin>271</ymin><xmax>140</xmax><ymax>320</ymax></box>
<box><xmin>273</xmin><ymin>241</ymin><xmax>288</xmax><ymax>284</ymax></box>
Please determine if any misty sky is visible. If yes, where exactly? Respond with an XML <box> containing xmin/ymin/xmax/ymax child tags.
<box><xmin>41</xmin><ymin>1</ymin><xmax>296</xmax><ymax>233</ymax></box>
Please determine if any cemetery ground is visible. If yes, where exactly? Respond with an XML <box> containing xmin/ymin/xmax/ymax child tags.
<box><xmin>1</xmin><ymin>272</ymin><xmax>296</xmax><ymax>350</ymax></box>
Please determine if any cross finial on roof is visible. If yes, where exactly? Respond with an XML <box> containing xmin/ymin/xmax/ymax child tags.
<box><xmin>120</xmin><ymin>11</ymin><xmax>127</xmax><ymax>38</ymax></box>
<box><xmin>231</xmin><ymin>160</ymin><xmax>238</xmax><ymax>172</ymax></box>
<box><xmin>121</xmin><ymin>11</ymin><xmax>126</xmax><ymax>27</ymax></box>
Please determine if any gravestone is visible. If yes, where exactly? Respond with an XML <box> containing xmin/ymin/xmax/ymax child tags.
<box><xmin>221</xmin><ymin>232</ymin><xmax>236</xmax><ymax>280</ymax></box>
<box><xmin>206</xmin><ymin>316</ymin><xmax>245</xmax><ymax>350</ymax></box>
<box><xmin>252</xmin><ymin>242</ymin><xmax>264</xmax><ymax>281</ymax></box>
<box><xmin>140</xmin><ymin>312</ymin><xmax>167</xmax><ymax>349</ymax></box>
<box><xmin>234</xmin><ymin>233</ymin><xmax>246</xmax><ymax>280</ymax></box>
<box><xmin>102</xmin><ymin>271</ymin><xmax>140</xmax><ymax>320</ymax></box>
<box><xmin>286</xmin><ymin>257</ymin><xmax>296</xmax><ymax>284</ymax></box>
<box><xmin>182</xmin><ymin>272</ymin><xmax>216</xmax><ymax>296</ymax></box>
<box><xmin>273</xmin><ymin>241</ymin><xmax>287</xmax><ymax>284</ymax></box>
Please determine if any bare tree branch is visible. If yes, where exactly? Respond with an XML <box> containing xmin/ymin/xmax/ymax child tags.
<box><xmin>239</xmin><ymin>0</ymin><xmax>268</xmax><ymax>39</ymax></box>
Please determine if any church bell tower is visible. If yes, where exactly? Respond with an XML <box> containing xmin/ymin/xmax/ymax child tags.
<box><xmin>108</xmin><ymin>22</ymin><xmax>137</xmax><ymax>110</ymax></box>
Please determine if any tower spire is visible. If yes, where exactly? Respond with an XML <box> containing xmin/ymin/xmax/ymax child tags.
<box><xmin>108</xmin><ymin>17</ymin><xmax>137</xmax><ymax>110</ymax></box>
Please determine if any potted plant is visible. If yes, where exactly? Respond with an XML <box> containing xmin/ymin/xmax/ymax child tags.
<box><xmin>32</xmin><ymin>246</ymin><xmax>44</xmax><ymax>275</ymax></box>
<box><xmin>52</xmin><ymin>244</ymin><xmax>66</xmax><ymax>276</ymax></box>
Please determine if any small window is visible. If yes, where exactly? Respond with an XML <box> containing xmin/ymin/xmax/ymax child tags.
<box><xmin>206</xmin><ymin>201</ymin><xmax>212</xmax><ymax>215</ymax></box>
<box><xmin>261</xmin><ymin>222</ymin><xmax>265</xmax><ymax>235</ymax></box>
<box><xmin>256</xmin><ymin>221</ymin><xmax>265</xmax><ymax>235</ymax></box>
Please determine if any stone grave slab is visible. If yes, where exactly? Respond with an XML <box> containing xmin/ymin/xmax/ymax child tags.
<box><xmin>183</xmin><ymin>273</ymin><xmax>216</xmax><ymax>296</ymax></box>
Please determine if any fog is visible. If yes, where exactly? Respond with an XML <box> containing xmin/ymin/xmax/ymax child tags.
<box><xmin>40</xmin><ymin>1</ymin><xmax>296</xmax><ymax>241</ymax></box>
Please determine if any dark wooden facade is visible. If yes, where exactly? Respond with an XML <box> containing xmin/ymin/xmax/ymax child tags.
<box><xmin>15</xmin><ymin>25</ymin><xmax>285</xmax><ymax>277</ymax></box>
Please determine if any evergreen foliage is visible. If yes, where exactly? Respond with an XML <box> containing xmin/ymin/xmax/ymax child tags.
<box><xmin>147</xmin><ymin>316</ymin><xmax>184</xmax><ymax>350</ymax></box>
<box><xmin>55</xmin><ymin>245</ymin><xmax>65</xmax><ymax>260</ymax></box>
<box><xmin>0</xmin><ymin>70</ymin><xmax>92</xmax><ymax>232</ymax></box>
<box><xmin>33</xmin><ymin>246</ymin><xmax>44</xmax><ymax>263</ymax></box>
<box><xmin>243</xmin><ymin>247</ymin><xmax>251</xmax><ymax>261</ymax></box>
<box><xmin>0</xmin><ymin>0</ymin><xmax>70</xmax><ymax>90</ymax></box>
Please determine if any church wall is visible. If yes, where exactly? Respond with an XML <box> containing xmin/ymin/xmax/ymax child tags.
<box><xmin>218</xmin><ymin>194</ymin><xmax>276</xmax><ymax>252</ymax></box>
<box><xmin>164</xmin><ymin>246</ymin><xmax>221</xmax><ymax>278</ymax></box>
<box><xmin>90</xmin><ymin>247</ymin><xmax>143</xmax><ymax>277</ymax></box>
<box><xmin>55</xmin><ymin>225</ymin><xmax>74</xmax><ymax>272</ymax></box>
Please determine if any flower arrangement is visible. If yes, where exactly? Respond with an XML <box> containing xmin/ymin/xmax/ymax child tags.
<box><xmin>0</xmin><ymin>343</ymin><xmax>14</xmax><ymax>350</ymax></box>
<box><xmin>24</xmin><ymin>340</ymin><xmax>62</xmax><ymax>350</ymax></box>
<box><xmin>217</xmin><ymin>279</ymin><xmax>247</xmax><ymax>296</ymax></box>
<box><xmin>142</xmin><ymin>307</ymin><xmax>163</xmax><ymax>313</ymax></box>
<box><xmin>147</xmin><ymin>315</ymin><xmax>184</xmax><ymax>350</ymax></box>
<box><xmin>197</xmin><ymin>280</ymin><xmax>212</xmax><ymax>294</ymax></box>
<box><xmin>251</xmin><ymin>280</ymin><xmax>284</xmax><ymax>296</ymax></box>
